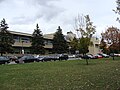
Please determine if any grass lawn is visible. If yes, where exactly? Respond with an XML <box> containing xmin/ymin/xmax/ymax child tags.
<box><xmin>0</xmin><ymin>57</ymin><xmax>120</xmax><ymax>90</ymax></box>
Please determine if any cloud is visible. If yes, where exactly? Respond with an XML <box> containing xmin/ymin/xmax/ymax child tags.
<box><xmin>9</xmin><ymin>0</ymin><xmax>65</xmax><ymax>25</ymax></box>
<box><xmin>0</xmin><ymin>0</ymin><xmax>5</xmax><ymax>3</ymax></box>
<box><xmin>10</xmin><ymin>16</ymin><xmax>36</xmax><ymax>25</ymax></box>
<box><xmin>30</xmin><ymin>0</ymin><xmax>65</xmax><ymax>21</ymax></box>
<box><xmin>29</xmin><ymin>0</ymin><xmax>60</xmax><ymax>6</ymax></box>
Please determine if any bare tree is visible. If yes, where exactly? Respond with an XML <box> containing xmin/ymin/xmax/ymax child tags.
<box><xmin>74</xmin><ymin>14</ymin><xmax>96</xmax><ymax>65</ymax></box>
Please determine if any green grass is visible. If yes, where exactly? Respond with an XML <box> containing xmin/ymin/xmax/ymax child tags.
<box><xmin>0</xmin><ymin>57</ymin><xmax>120</xmax><ymax>90</ymax></box>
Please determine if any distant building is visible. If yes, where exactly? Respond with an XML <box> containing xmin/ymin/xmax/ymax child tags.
<box><xmin>65</xmin><ymin>31</ymin><xmax>76</xmax><ymax>42</ymax></box>
<box><xmin>65</xmin><ymin>31</ymin><xmax>100</xmax><ymax>55</ymax></box>
<box><xmin>88</xmin><ymin>37</ymin><xmax>100</xmax><ymax>55</ymax></box>
<box><xmin>4</xmin><ymin>30</ymin><xmax>100</xmax><ymax>55</ymax></box>
<box><xmin>10</xmin><ymin>31</ymin><xmax>53</xmax><ymax>54</ymax></box>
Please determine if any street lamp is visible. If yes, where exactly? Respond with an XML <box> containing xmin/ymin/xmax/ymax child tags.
<box><xmin>69</xmin><ymin>46</ymin><xmax>71</xmax><ymax>54</ymax></box>
<box><xmin>22</xmin><ymin>41</ymin><xmax>24</xmax><ymax>54</ymax></box>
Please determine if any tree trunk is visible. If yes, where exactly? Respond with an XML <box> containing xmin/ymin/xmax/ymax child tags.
<box><xmin>84</xmin><ymin>53</ymin><xmax>89</xmax><ymax>65</ymax></box>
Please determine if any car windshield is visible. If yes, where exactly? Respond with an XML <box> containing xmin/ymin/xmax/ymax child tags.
<box><xmin>38</xmin><ymin>56</ymin><xmax>45</xmax><ymax>58</ymax></box>
<box><xmin>102</xmin><ymin>54</ymin><xmax>107</xmax><ymax>56</ymax></box>
<box><xmin>0</xmin><ymin>56</ymin><xmax>8</xmax><ymax>60</ymax></box>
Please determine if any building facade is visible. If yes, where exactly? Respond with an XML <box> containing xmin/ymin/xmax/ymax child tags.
<box><xmin>9</xmin><ymin>30</ymin><xmax>100</xmax><ymax>55</ymax></box>
<box><xmin>65</xmin><ymin>31</ymin><xmax>100</xmax><ymax>55</ymax></box>
<box><xmin>88</xmin><ymin>37</ymin><xmax>100</xmax><ymax>55</ymax></box>
<box><xmin>10</xmin><ymin>31</ymin><xmax>53</xmax><ymax>54</ymax></box>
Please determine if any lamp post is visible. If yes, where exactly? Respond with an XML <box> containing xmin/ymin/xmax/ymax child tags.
<box><xmin>22</xmin><ymin>41</ymin><xmax>24</xmax><ymax>54</ymax></box>
<box><xmin>69</xmin><ymin>46</ymin><xmax>71</xmax><ymax>54</ymax></box>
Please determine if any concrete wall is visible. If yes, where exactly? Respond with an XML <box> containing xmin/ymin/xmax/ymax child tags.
<box><xmin>88</xmin><ymin>37</ymin><xmax>100</xmax><ymax>55</ymax></box>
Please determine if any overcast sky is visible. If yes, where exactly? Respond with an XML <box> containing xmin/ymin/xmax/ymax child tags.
<box><xmin>0</xmin><ymin>0</ymin><xmax>119</xmax><ymax>37</ymax></box>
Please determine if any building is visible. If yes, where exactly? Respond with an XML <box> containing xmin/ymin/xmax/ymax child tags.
<box><xmin>8</xmin><ymin>30</ymin><xmax>100</xmax><ymax>55</ymax></box>
<box><xmin>65</xmin><ymin>31</ymin><xmax>76</xmax><ymax>42</ymax></box>
<box><xmin>65</xmin><ymin>31</ymin><xmax>100</xmax><ymax>55</ymax></box>
<box><xmin>88</xmin><ymin>37</ymin><xmax>100</xmax><ymax>55</ymax></box>
<box><xmin>10</xmin><ymin>31</ymin><xmax>53</xmax><ymax>54</ymax></box>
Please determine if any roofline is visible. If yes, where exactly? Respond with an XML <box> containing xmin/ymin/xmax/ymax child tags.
<box><xmin>9</xmin><ymin>30</ymin><xmax>32</xmax><ymax>37</ymax></box>
<box><xmin>9</xmin><ymin>30</ymin><xmax>53</xmax><ymax>40</ymax></box>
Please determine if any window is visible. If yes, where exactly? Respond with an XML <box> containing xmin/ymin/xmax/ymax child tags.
<box><xmin>21</xmin><ymin>37</ymin><xmax>30</xmax><ymax>43</ymax></box>
<box><xmin>95</xmin><ymin>44</ymin><xmax>99</xmax><ymax>48</ymax></box>
<box><xmin>44</xmin><ymin>40</ymin><xmax>52</xmax><ymax>45</ymax></box>
<box><xmin>14</xmin><ymin>36</ymin><xmax>20</xmax><ymax>42</ymax></box>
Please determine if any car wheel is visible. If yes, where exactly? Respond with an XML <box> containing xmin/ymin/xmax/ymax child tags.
<box><xmin>4</xmin><ymin>62</ymin><xmax>8</xmax><ymax>64</ymax></box>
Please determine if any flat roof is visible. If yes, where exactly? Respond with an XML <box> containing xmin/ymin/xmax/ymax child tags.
<box><xmin>9</xmin><ymin>30</ymin><xmax>32</xmax><ymax>37</ymax></box>
<box><xmin>9</xmin><ymin>30</ymin><xmax>53</xmax><ymax>40</ymax></box>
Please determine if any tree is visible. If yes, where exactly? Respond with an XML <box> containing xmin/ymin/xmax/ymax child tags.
<box><xmin>0</xmin><ymin>18</ymin><xmax>14</xmax><ymax>56</ymax></box>
<box><xmin>113</xmin><ymin>0</ymin><xmax>120</xmax><ymax>52</ymax></box>
<box><xmin>75</xmin><ymin>15</ymin><xmax>96</xmax><ymax>65</ymax></box>
<box><xmin>100</xmin><ymin>38</ymin><xmax>109</xmax><ymax>54</ymax></box>
<box><xmin>31</xmin><ymin>24</ymin><xmax>45</xmax><ymax>54</ymax></box>
<box><xmin>78</xmin><ymin>37</ymin><xmax>90</xmax><ymax>54</ymax></box>
<box><xmin>53</xmin><ymin>26</ymin><xmax>69</xmax><ymax>54</ymax></box>
<box><xmin>101</xmin><ymin>26</ymin><xmax>120</xmax><ymax>53</ymax></box>
<box><xmin>69</xmin><ymin>37</ymin><xmax>78</xmax><ymax>54</ymax></box>
<box><xmin>75</xmin><ymin>15</ymin><xmax>96</xmax><ymax>38</ymax></box>
<box><xmin>113</xmin><ymin>0</ymin><xmax>120</xmax><ymax>23</ymax></box>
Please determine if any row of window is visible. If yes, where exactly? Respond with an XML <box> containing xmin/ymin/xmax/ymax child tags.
<box><xmin>13</xmin><ymin>36</ymin><xmax>52</xmax><ymax>45</ymax></box>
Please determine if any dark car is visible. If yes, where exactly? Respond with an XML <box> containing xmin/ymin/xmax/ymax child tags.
<box><xmin>37</xmin><ymin>56</ymin><xmax>45</xmax><ymax>62</ymax></box>
<box><xmin>0</xmin><ymin>56</ymin><xmax>10</xmax><ymax>64</ymax></box>
<box><xmin>82</xmin><ymin>55</ymin><xmax>91</xmax><ymax>59</ymax></box>
<box><xmin>15</xmin><ymin>55</ymin><xmax>39</xmax><ymax>63</ymax></box>
<box><xmin>81</xmin><ymin>54</ymin><xmax>97</xmax><ymax>59</ymax></box>
<box><xmin>59</xmin><ymin>54</ymin><xmax>68</xmax><ymax>60</ymax></box>
<box><xmin>37</xmin><ymin>56</ymin><xmax>52</xmax><ymax>62</ymax></box>
<box><xmin>50</xmin><ymin>55</ymin><xmax>60</xmax><ymax>61</ymax></box>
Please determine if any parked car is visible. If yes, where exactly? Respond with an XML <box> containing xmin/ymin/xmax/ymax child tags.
<box><xmin>50</xmin><ymin>55</ymin><xmax>60</xmax><ymax>61</ymax></box>
<box><xmin>0</xmin><ymin>56</ymin><xmax>10</xmax><ymax>64</ymax></box>
<box><xmin>68</xmin><ymin>54</ymin><xmax>76</xmax><ymax>58</ymax></box>
<box><xmin>9</xmin><ymin>55</ymin><xmax>18</xmax><ymax>61</ymax></box>
<box><xmin>49</xmin><ymin>54</ymin><xmax>68</xmax><ymax>61</ymax></box>
<box><xmin>98</xmin><ymin>53</ymin><xmax>109</xmax><ymax>58</ymax></box>
<box><xmin>58</xmin><ymin>54</ymin><xmax>68</xmax><ymax>60</ymax></box>
<box><xmin>95</xmin><ymin>54</ymin><xmax>103</xmax><ymax>58</ymax></box>
<box><xmin>87</xmin><ymin>54</ymin><xmax>98</xmax><ymax>59</ymax></box>
<box><xmin>110</xmin><ymin>53</ymin><xmax>120</xmax><ymax>57</ymax></box>
<box><xmin>37</xmin><ymin>56</ymin><xmax>45</xmax><ymax>62</ymax></box>
<box><xmin>37</xmin><ymin>56</ymin><xmax>52</xmax><ymax>62</ymax></box>
<box><xmin>15</xmin><ymin>55</ymin><xmax>39</xmax><ymax>63</ymax></box>
<box><xmin>81</xmin><ymin>54</ymin><xmax>97</xmax><ymax>59</ymax></box>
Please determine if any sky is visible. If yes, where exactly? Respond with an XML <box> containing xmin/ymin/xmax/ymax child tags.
<box><xmin>0</xmin><ymin>0</ymin><xmax>119</xmax><ymax>37</ymax></box>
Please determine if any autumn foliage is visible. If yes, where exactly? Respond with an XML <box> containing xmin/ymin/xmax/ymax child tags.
<box><xmin>101</xmin><ymin>26</ymin><xmax>120</xmax><ymax>53</ymax></box>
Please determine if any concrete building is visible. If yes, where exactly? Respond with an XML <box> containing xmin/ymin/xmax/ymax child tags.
<box><xmin>88</xmin><ymin>37</ymin><xmax>100</xmax><ymax>55</ymax></box>
<box><xmin>7</xmin><ymin>30</ymin><xmax>100</xmax><ymax>55</ymax></box>
<box><xmin>65</xmin><ymin>31</ymin><xmax>76</xmax><ymax>42</ymax></box>
<box><xmin>65</xmin><ymin>31</ymin><xmax>100</xmax><ymax>55</ymax></box>
<box><xmin>10</xmin><ymin>31</ymin><xmax>53</xmax><ymax>54</ymax></box>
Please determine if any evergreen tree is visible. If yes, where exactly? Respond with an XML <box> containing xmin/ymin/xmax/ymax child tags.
<box><xmin>0</xmin><ymin>18</ymin><xmax>14</xmax><ymax>56</ymax></box>
<box><xmin>53</xmin><ymin>26</ymin><xmax>69</xmax><ymax>54</ymax></box>
<box><xmin>31</xmin><ymin>24</ymin><xmax>45</xmax><ymax>54</ymax></box>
